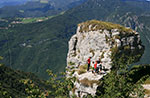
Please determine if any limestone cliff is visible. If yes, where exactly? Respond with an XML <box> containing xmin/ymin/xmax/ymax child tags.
<box><xmin>66</xmin><ymin>20</ymin><xmax>144</xmax><ymax>97</ymax></box>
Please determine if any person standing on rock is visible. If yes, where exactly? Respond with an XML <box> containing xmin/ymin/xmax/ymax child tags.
<box><xmin>87</xmin><ymin>57</ymin><xmax>91</xmax><ymax>71</ymax></box>
<box><xmin>99</xmin><ymin>61</ymin><xmax>102</xmax><ymax>73</ymax></box>
<box><xmin>92</xmin><ymin>61</ymin><xmax>95</xmax><ymax>73</ymax></box>
<box><xmin>97</xmin><ymin>61</ymin><xmax>100</xmax><ymax>73</ymax></box>
<box><xmin>94</xmin><ymin>61</ymin><xmax>98</xmax><ymax>73</ymax></box>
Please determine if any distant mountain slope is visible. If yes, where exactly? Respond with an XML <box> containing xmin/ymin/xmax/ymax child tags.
<box><xmin>0</xmin><ymin>0</ymin><xmax>87</xmax><ymax>18</ymax></box>
<box><xmin>0</xmin><ymin>0</ymin><xmax>150</xmax><ymax>79</ymax></box>
<box><xmin>0</xmin><ymin>0</ymin><xmax>29</xmax><ymax>8</ymax></box>
<box><xmin>0</xmin><ymin>64</ymin><xmax>49</xmax><ymax>97</ymax></box>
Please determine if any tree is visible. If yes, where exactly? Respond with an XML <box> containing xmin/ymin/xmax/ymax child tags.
<box><xmin>46</xmin><ymin>70</ymin><xmax>75</xmax><ymax>98</ymax></box>
<box><xmin>97</xmin><ymin>54</ymin><xmax>145</xmax><ymax>98</ymax></box>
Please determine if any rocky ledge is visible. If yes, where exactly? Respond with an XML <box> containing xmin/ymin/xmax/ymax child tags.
<box><xmin>66</xmin><ymin>20</ymin><xmax>144</xmax><ymax>97</ymax></box>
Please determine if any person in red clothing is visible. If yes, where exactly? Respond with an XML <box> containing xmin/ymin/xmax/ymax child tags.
<box><xmin>94</xmin><ymin>61</ymin><xmax>97</xmax><ymax>73</ymax></box>
<box><xmin>87</xmin><ymin>57</ymin><xmax>91</xmax><ymax>71</ymax></box>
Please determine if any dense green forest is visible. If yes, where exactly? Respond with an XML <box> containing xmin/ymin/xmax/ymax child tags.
<box><xmin>0</xmin><ymin>59</ymin><xmax>50</xmax><ymax>97</ymax></box>
<box><xmin>0</xmin><ymin>56</ymin><xmax>74</xmax><ymax>98</ymax></box>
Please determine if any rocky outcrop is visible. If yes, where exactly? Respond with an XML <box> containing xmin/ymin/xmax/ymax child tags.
<box><xmin>66</xmin><ymin>20</ymin><xmax>144</xmax><ymax>97</ymax></box>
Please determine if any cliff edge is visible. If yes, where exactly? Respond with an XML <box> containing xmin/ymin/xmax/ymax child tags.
<box><xmin>66</xmin><ymin>20</ymin><xmax>144</xmax><ymax>97</ymax></box>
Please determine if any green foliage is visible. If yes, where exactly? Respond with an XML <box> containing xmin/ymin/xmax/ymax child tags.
<box><xmin>0</xmin><ymin>90</ymin><xmax>12</xmax><ymax>98</ymax></box>
<box><xmin>0</xmin><ymin>64</ymin><xmax>50</xmax><ymax>98</ymax></box>
<box><xmin>110</xmin><ymin>37</ymin><xmax>144</xmax><ymax>69</ymax></box>
<box><xmin>124</xmin><ymin>45</ymin><xmax>130</xmax><ymax>50</ymax></box>
<box><xmin>0</xmin><ymin>56</ymin><xmax>3</xmax><ymax>60</ymax></box>
<box><xmin>96</xmin><ymin>37</ymin><xmax>145</xmax><ymax>98</ymax></box>
<box><xmin>0</xmin><ymin>63</ymin><xmax>75</xmax><ymax>98</ymax></box>
<box><xmin>110</xmin><ymin>45</ymin><xmax>119</xmax><ymax>60</ymax></box>
<box><xmin>128</xmin><ymin>65</ymin><xmax>150</xmax><ymax>96</ymax></box>
<box><xmin>68</xmin><ymin>62</ymin><xmax>75</xmax><ymax>66</ymax></box>
<box><xmin>96</xmin><ymin>57</ymin><xmax>146</xmax><ymax>98</ymax></box>
<box><xmin>20</xmin><ymin>79</ymin><xmax>49</xmax><ymax>98</ymax></box>
<box><xmin>46</xmin><ymin>69</ymin><xmax>75</xmax><ymax>98</ymax></box>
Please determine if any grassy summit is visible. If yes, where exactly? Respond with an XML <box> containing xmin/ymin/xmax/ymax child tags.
<box><xmin>78</xmin><ymin>20</ymin><xmax>134</xmax><ymax>33</ymax></box>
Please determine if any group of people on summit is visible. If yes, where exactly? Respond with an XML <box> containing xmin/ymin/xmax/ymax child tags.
<box><xmin>87</xmin><ymin>57</ymin><xmax>104</xmax><ymax>74</ymax></box>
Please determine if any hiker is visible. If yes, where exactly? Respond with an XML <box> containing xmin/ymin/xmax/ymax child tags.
<box><xmin>87</xmin><ymin>57</ymin><xmax>91</xmax><ymax>71</ymax></box>
<box><xmin>92</xmin><ymin>61</ymin><xmax>94</xmax><ymax>68</ymax></box>
<box><xmin>92</xmin><ymin>61</ymin><xmax>95</xmax><ymax>73</ymax></box>
<box><xmin>97</xmin><ymin>61</ymin><xmax>100</xmax><ymax>73</ymax></box>
<box><xmin>99</xmin><ymin>61</ymin><xmax>103</xmax><ymax>73</ymax></box>
<box><xmin>94</xmin><ymin>61</ymin><xmax>98</xmax><ymax>73</ymax></box>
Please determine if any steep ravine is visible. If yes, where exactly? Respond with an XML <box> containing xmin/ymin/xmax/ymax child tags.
<box><xmin>66</xmin><ymin>20</ymin><xmax>144</xmax><ymax>97</ymax></box>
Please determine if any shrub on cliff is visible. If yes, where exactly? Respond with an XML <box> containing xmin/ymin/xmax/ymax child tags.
<box><xmin>96</xmin><ymin>55</ymin><xmax>147</xmax><ymax>98</ymax></box>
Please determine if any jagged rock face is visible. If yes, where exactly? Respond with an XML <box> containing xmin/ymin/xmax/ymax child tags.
<box><xmin>66</xmin><ymin>20</ymin><xmax>144</xmax><ymax>97</ymax></box>
<box><xmin>67</xmin><ymin>27</ymin><xmax>112</xmax><ymax>70</ymax></box>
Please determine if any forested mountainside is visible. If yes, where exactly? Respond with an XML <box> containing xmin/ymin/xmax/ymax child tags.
<box><xmin>1</xmin><ymin>20</ymin><xmax>150</xmax><ymax>97</ymax></box>
<box><xmin>0</xmin><ymin>61</ymin><xmax>74</xmax><ymax>98</ymax></box>
<box><xmin>0</xmin><ymin>0</ymin><xmax>150</xmax><ymax>79</ymax></box>
<box><xmin>0</xmin><ymin>64</ymin><xmax>50</xmax><ymax>97</ymax></box>
<box><xmin>0</xmin><ymin>0</ymin><xmax>87</xmax><ymax>18</ymax></box>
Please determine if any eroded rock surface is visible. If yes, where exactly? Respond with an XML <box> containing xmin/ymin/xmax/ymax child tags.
<box><xmin>66</xmin><ymin>20</ymin><xmax>144</xmax><ymax>97</ymax></box>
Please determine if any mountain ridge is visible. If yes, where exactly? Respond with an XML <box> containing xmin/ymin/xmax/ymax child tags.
<box><xmin>0</xmin><ymin>0</ymin><xmax>87</xmax><ymax>18</ymax></box>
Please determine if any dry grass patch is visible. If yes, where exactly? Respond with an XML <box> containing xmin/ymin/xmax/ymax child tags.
<box><xmin>145</xmin><ymin>78</ymin><xmax>150</xmax><ymax>84</ymax></box>
<box><xmin>144</xmin><ymin>78</ymin><xmax>150</xmax><ymax>95</ymax></box>
<box><xmin>72</xmin><ymin>87</ymin><xmax>77</xmax><ymax>93</ymax></box>
<box><xmin>80</xmin><ymin>78</ymin><xmax>99</xmax><ymax>87</ymax></box>
<box><xmin>145</xmin><ymin>89</ymin><xmax>150</xmax><ymax>95</ymax></box>
<box><xmin>115</xmin><ymin>35</ymin><xmax>121</xmax><ymax>39</ymax></box>
<box><xmin>78</xmin><ymin>69</ymin><xmax>86</xmax><ymax>75</ymax></box>
<box><xmin>77</xmin><ymin>65</ymin><xmax>88</xmax><ymax>75</ymax></box>
<box><xmin>68</xmin><ymin>62</ymin><xmax>75</xmax><ymax>66</ymax></box>
<box><xmin>78</xmin><ymin>20</ymin><xmax>134</xmax><ymax>33</ymax></box>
